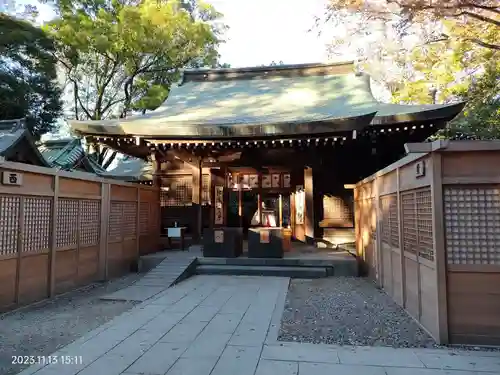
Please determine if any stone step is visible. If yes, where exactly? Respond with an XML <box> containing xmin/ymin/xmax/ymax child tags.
<box><xmin>195</xmin><ymin>264</ymin><xmax>328</xmax><ymax>278</ymax></box>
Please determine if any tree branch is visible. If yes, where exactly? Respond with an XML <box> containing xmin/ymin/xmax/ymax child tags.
<box><xmin>431</xmin><ymin>33</ymin><xmax>500</xmax><ymax>51</ymax></box>
<box><xmin>457</xmin><ymin>11</ymin><xmax>500</xmax><ymax>27</ymax></box>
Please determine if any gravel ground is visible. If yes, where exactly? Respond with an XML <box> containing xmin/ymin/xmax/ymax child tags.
<box><xmin>0</xmin><ymin>274</ymin><xmax>143</xmax><ymax>375</ymax></box>
<box><xmin>278</xmin><ymin>277</ymin><xmax>438</xmax><ymax>348</ymax></box>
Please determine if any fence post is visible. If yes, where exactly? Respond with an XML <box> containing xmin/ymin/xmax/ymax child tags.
<box><xmin>48</xmin><ymin>175</ymin><xmax>59</xmax><ymax>297</ymax></box>
<box><xmin>136</xmin><ymin>186</ymin><xmax>141</xmax><ymax>257</ymax></box>
<box><xmin>396</xmin><ymin>167</ymin><xmax>406</xmax><ymax>307</ymax></box>
<box><xmin>14</xmin><ymin>196</ymin><xmax>25</xmax><ymax>304</ymax></box>
<box><xmin>431</xmin><ymin>152</ymin><xmax>449</xmax><ymax>344</ymax></box>
<box><xmin>375</xmin><ymin>175</ymin><xmax>383</xmax><ymax>287</ymax></box>
<box><xmin>99</xmin><ymin>183</ymin><xmax>110</xmax><ymax>281</ymax></box>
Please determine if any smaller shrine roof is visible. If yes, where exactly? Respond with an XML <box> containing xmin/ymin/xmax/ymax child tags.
<box><xmin>38</xmin><ymin>138</ymin><xmax>106</xmax><ymax>173</ymax></box>
<box><xmin>0</xmin><ymin>119</ymin><xmax>51</xmax><ymax>167</ymax></box>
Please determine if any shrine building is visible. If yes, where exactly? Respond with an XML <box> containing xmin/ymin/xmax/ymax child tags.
<box><xmin>69</xmin><ymin>61</ymin><xmax>464</xmax><ymax>248</ymax></box>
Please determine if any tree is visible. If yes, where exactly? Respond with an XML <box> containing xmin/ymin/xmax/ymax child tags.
<box><xmin>43</xmin><ymin>0</ymin><xmax>224</xmax><ymax>167</ymax></box>
<box><xmin>323</xmin><ymin>1</ymin><xmax>499</xmax><ymax>51</ymax></box>
<box><xmin>438</xmin><ymin>61</ymin><xmax>500</xmax><ymax>139</ymax></box>
<box><xmin>45</xmin><ymin>0</ymin><xmax>224</xmax><ymax>121</ymax></box>
<box><xmin>320</xmin><ymin>0</ymin><xmax>499</xmax><ymax>139</ymax></box>
<box><xmin>0</xmin><ymin>13</ymin><xmax>62</xmax><ymax>139</ymax></box>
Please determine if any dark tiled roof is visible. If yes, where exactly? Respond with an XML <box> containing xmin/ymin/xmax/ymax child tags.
<box><xmin>0</xmin><ymin>119</ymin><xmax>51</xmax><ymax>166</ymax></box>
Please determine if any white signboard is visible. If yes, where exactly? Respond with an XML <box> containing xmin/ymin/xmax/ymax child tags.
<box><xmin>260</xmin><ymin>230</ymin><xmax>270</xmax><ymax>243</ymax></box>
<box><xmin>214</xmin><ymin>230</ymin><xmax>224</xmax><ymax>243</ymax></box>
<box><xmin>2</xmin><ymin>171</ymin><xmax>23</xmax><ymax>186</ymax></box>
<box><xmin>283</xmin><ymin>174</ymin><xmax>291</xmax><ymax>188</ymax></box>
<box><xmin>271</xmin><ymin>174</ymin><xmax>280</xmax><ymax>188</ymax></box>
<box><xmin>262</xmin><ymin>175</ymin><xmax>271</xmax><ymax>188</ymax></box>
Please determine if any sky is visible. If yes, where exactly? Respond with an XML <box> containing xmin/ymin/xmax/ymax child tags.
<box><xmin>29</xmin><ymin>0</ymin><xmax>346</xmax><ymax>67</ymax></box>
<box><xmin>14</xmin><ymin>0</ymin><xmax>368</xmax><ymax>147</ymax></box>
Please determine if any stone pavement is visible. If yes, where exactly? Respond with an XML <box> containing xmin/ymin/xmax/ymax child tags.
<box><xmin>16</xmin><ymin>275</ymin><xmax>500</xmax><ymax>375</ymax></box>
<box><xmin>101</xmin><ymin>250</ymin><xmax>197</xmax><ymax>302</ymax></box>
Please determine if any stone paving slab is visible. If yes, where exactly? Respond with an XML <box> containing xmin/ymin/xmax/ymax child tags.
<box><xmin>210</xmin><ymin>345</ymin><xmax>262</xmax><ymax>375</ymax></box>
<box><xmin>16</xmin><ymin>274</ymin><xmax>500</xmax><ymax>375</ymax></box>
<box><xmin>255</xmin><ymin>359</ymin><xmax>298</xmax><ymax>375</ymax></box>
<box><xmin>99</xmin><ymin>285</ymin><xmax>166</xmax><ymax>301</ymax></box>
<box><xmin>100</xmin><ymin>250</ymin><xmax>196</xmax><ymax>302</ymax></box>
<box><xmin>164</xmin><ymin>356</ymin><xmax>219</xmax><ymax>375</ymax></box>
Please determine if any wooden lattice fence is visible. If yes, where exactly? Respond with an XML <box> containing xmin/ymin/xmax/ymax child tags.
<box><xmin>355</xmin><ymin>140</ymin><xmax>500</xmax><ymax>346</ymax></box>
<box><xmin>0</xmin><ymin>161</ymin><xmax>160</xmax><ymax>311</ymax></box>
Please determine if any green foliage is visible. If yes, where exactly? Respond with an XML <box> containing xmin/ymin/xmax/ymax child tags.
<box><xmin>45</xmin><ymin>0</ymin><xmax>224</xmax><ymax>120</ymax></box>
<box><xmin>392</xmin><ymin>18</ymin><xmax>499</xmax><ymax>139</ymax></box>
<box><xmin>0</xmin><ymin>13</ymin><xmax>62</xmax><ymax>139</ymax></box>
<box><xmin>322</xmin><ymin>0</ymin><xmax>499</xmax><ymax>139</ymax></box>
<box><xmin>441</xmin><ymin>62</ymin><xmax>500</xmax><ymax>139</ymax></box>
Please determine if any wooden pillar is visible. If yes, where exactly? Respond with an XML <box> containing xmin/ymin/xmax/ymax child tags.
<box><xmin>48</xmin><ymin>175</ymin><xmax>59</xmax><ymax>297</ymax></box>
<box><xmin>431</xmin><ymin>152</ymin><xmax>449</xmax><ymax>344</ymax></box>
<box><xmin>135</xmin><ymin>186</ymin><xmax>141</xmax><ymax>258</ymax></box>
<box><xmin>257</xmin><ymin>193</ymin><xmax>262</xmax><ymax>225</ymax></box>
<box><xmin>304</xmin><ymin>167</ymin><xmax>314</xmax><ymax>244</ymax></box>
<box><xmin>238</xmin><ymin>185</ymin><xmax>243</xmax><ymax>227</ymax></box>
<box><xmin>279</xmin><ymin>194</ymin><xmax>283</xmax><ymax>227</ymax></box>
<box><xmin>151</xmin><ymin>154</ymin><xmax>162</xmax><ymax>238</ymax></box>
<box><xmin>99</xmin><ymin>183</ymin><xmax>110</xmax><ymax>281</ymax></box>
<box><xmin>152</xmin><ymin>154</ymin><xmax>161</xmax><ymax>188</ymax></box>
<box><xmin>14</xmin><ymin>196</ymin><xmax>25</xmax><ymax>304</ymax></box>
<box><xmin>191</xmin><ymin>159</ymin><xmax>203</xmax><ymax>242</ymax></box>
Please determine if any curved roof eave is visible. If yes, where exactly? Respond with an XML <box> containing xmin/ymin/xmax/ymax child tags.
<box><xmin>69</xmin><ymin>112</ymin><xmax>376</xmax><ymax>139</ymax></box>
<box><xmin>371</xmin><ymin>101</ymin><xmax>466</xmax><ymax>126</ymax></box>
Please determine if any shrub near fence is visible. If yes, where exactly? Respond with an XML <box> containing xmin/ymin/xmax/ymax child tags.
<box><xmin>355</xmin><ymin>140</ymin><xmax>500</xmax><ymax>346</ymax></box>
<box><xmin>0</xmin><ymin>161</ymin><xmax>160</xmax><ymax>312</ymax></box>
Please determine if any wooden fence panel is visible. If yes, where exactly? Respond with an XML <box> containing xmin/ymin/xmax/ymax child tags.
<box><xmin>355</xmin><ymin>153</ymin><xmax>441</xmax><ymax>342</ymax></box>
<box><xmin>444</xmin><ymin>184</ymin><xmax>500</xmax><ymax>345</ymax></box>
<box><xmin>0</xmin><ymin>161</ymin><xmax>160</xmax><ymax>312</ymax></box>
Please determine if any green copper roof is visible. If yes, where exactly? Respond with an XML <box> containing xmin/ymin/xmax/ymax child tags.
<box><xmin>69</xmin><ymin>62</ymin><xmax>464</xmax><ymax>139</ymax></box>
<box><xmin>38</xmin><ymin>138</ymin><xmax>106</xmax><ymax>173</ymax></box>
<box><xmin>0</xmin><ymin>119</ymin><xmax>51</xmax><ymax>167</ymax></box>
<box><xmin>101</xmin><ymin>156</ymin><xmax>152</xmax><ymax>181</ymax></box>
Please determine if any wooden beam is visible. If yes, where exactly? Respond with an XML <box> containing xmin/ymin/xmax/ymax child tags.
<box><xmin>167</xmin><ymin>149</ymin><xmax>202</xmax><ymax>168</ymax></box>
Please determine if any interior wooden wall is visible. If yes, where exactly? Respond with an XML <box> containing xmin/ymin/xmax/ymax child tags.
<box><xmin>0</xmin><ymin>161</ymin><xmax>160</xmax><ymax>312</ymax></box>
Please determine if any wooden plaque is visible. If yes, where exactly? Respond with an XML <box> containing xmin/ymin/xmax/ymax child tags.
<box><xmin>415</xmin><ymin>160</ymin><xmax>426</xmax><ymax>178</ymax></box>
<box><xmin>262</xmin><ymin>175</ymin><xmax>271</xmax><ymax>188</ymax></box>
<box><xmin>214</xmin><ymin>230</ymin><xmax>224</xmax><ymax>243</ymax></box>
<box><xmin>2</xmin><ymin>171</ymin><xmax>23</xmax><ymax>186</ymax></box>
<box><xmin>271</xmin><ymin>174</ymin><xmax>280</xmax><ymax>188</ymax></box>
<box><xmin>214</xmin><ymin>185</ymin><xmax>224</xmax><ymax>224</ymax></box>
<box><xmin>260</xmin><ymin>230</ymin><xmax>270</xmax><ymax>243</ymax></box>
<box><xmin>283</xmin><ymin>174</ymin><xmax>291</xmax><ymax>188</ymax></box>
<box><xmin>249</xmin><ymin>174</ymin><xmax>259</xmax><ymax>188</ymax></box>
